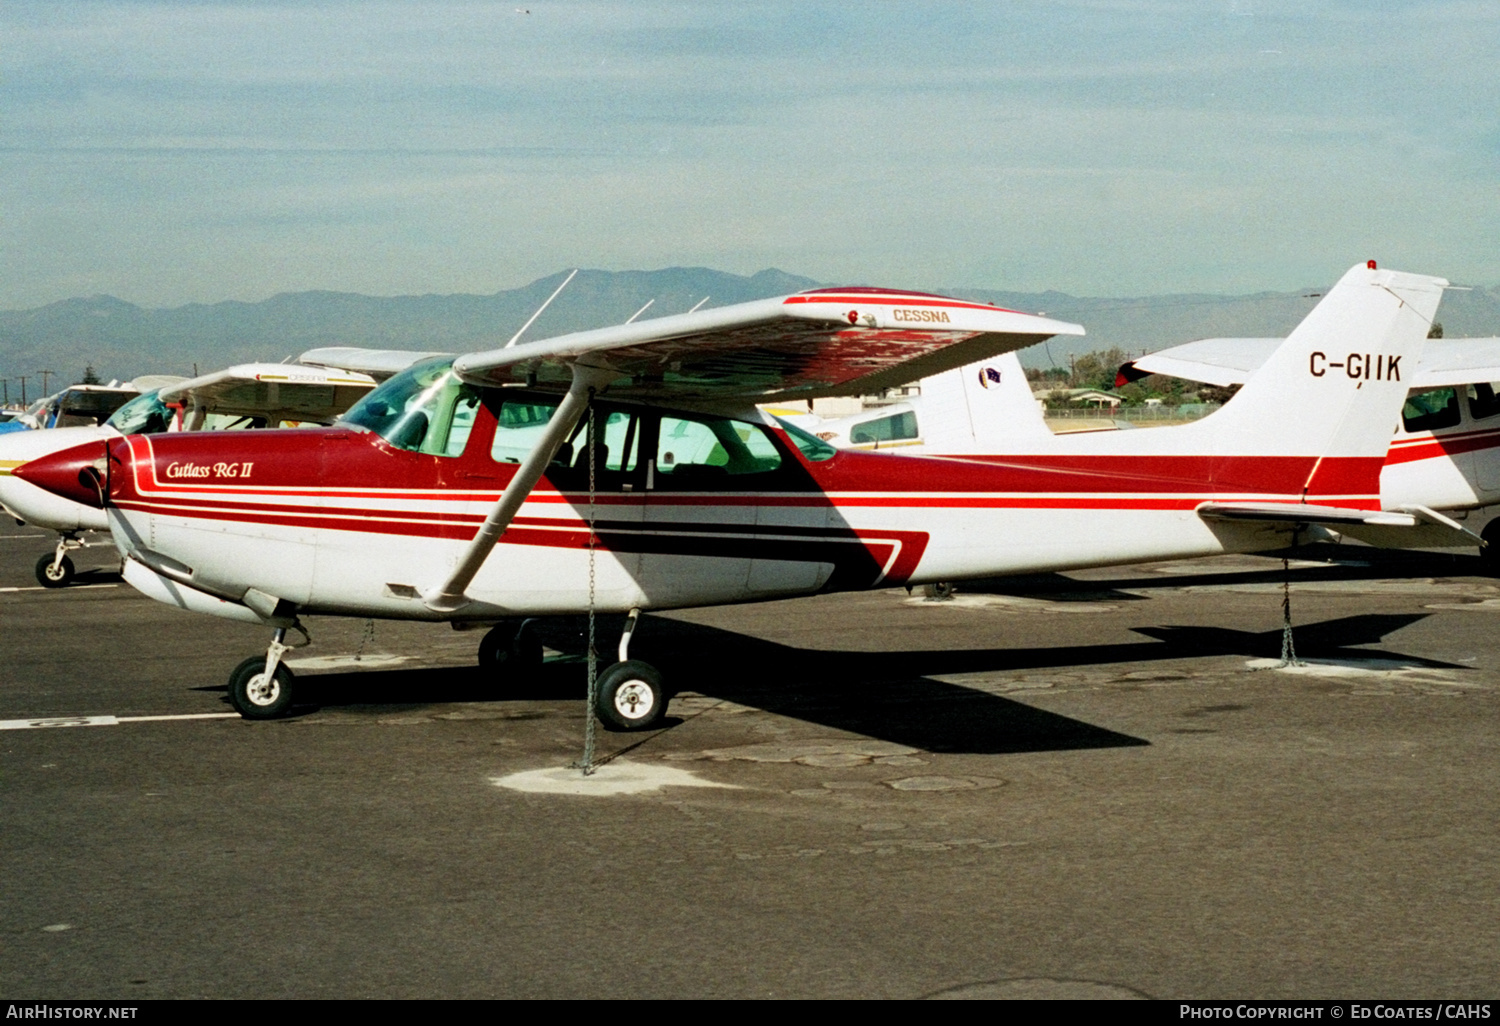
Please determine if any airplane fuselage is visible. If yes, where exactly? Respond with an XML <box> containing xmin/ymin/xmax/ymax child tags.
<box><xmin>88</xmin><ymin>387</ymin><xmax>1373</xmax><ymax>624</ymax></box>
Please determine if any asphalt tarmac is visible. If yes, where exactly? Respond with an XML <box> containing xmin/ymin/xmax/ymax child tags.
<box><xmin>2</xmin><ymin>523</ymin><xmax>1498</xmax><ymax>999</ymax></box>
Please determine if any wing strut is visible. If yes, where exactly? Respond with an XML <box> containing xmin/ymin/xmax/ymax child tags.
<box><xmin>423</xmin><ymin>363</ymin><xmax>616</xmax><ymax>613</ymax></box>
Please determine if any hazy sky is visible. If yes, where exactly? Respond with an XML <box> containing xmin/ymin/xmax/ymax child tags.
<box><xmin>4</xmin><ymin>1</ymin><xmax>1497</xmax><ymax>308</ymax></box>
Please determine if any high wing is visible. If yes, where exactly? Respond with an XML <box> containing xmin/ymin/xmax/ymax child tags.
<box><xmin>452</xmin><ymin>287</ymin><xmax>1085</xmax><ymax>402</ymax></box>
<box><xmin>159</xmin><ymin>363</ymin><xmax>378</xmax><ymax>426</ymax></box>
<box><xmin>1120</xmin><ymin>336</ymin><xmax>1500</xmax><ymax>390</ymax></box>
<box><xmin>298</xmin><ymin>347</ymin><xmax>455</xmax><ymax>382</ymax></box>
<box><xmin>422</xmin><ymin>286</ymin><xmax>1083</xmax><ymax>612</ymax></box>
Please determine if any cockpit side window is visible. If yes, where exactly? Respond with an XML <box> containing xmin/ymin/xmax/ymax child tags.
<box><xmin>485</xmin><ymin>395</ymin><xmax>799</xmax><ymax>491</ymax></box>
<box><xmin>1401</xmin><ymin>388</ymin><xmax>1461</xmax><ymax>433</ymax></box>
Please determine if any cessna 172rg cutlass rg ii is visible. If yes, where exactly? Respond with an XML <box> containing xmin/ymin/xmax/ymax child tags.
<box><xmin>15</xmin><ymin>263</ymin><xmax>1444</xmax><ymax>729</ymax></box>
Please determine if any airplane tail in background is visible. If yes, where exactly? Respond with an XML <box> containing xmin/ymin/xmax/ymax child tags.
<box><xmin>915</xmin><ymin>352</ymin><xmax>1054</xmax><ymax>451</ymax></box>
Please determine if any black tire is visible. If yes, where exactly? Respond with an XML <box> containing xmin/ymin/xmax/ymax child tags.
<box><xmin>35</xmin><ymin>553</ymin><xmax>75</xmax><ymax>588</ymax></box>
<box><xmin>1482</xmin><ymin>520</ymin><xmax>1500</xmax><ymax>576</ymax></box>
<box><xmin>594</xmin><ymin>659</ymin><xmax>667</xmax><ymax>732</ymax></box>
<box><xmin>477</xmin><ymin>623</ymin><xmax>543</xmax><ymax>675</ymax></box>
<box><xmin>226</xmin><ymin>655</ymin><xmax>295</xmax><ymax>720</ymax></box>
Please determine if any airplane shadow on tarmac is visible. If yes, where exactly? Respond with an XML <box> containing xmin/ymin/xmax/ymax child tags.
<box><xmin>957</xmin><ymin>543</ymin><xmax>1488</xmax><ymax>600</ymax></box>
<box><xmin>234</xmin><ymin>594</ymin><xmax>1458</xmax><ymax>755</ymax></box>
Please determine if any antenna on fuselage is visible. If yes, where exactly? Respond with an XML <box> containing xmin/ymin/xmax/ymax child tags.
<box><xmin>688</xmin><ymin>296</ymin><xmax>710</xmax><ymax>313</ymax></box>
<box><xmin>625</xmin><ymin>299</ymin><xmax>654</xmax><ymax>324</ymax></box>
<box><xmin>505</xmin><ymin>268</ymin><xmax>578</xmax><ymax>348</ymax></box>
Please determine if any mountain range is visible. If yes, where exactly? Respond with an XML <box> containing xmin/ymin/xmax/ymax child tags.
<box><xmin>3</xmin><ymin>266</ymin><xmax>1497</xmax><ymax>392</ymax></box>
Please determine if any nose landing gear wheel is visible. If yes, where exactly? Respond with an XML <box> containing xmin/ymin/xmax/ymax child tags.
<box><xmin>227</xmin><ymin>656</ymin><xmax>296</xmax><ymax>720</ymax></box>
<box><xmin>594</xmin><ymin>659</ymin><xmax>667</xmax><ymax>732</ymax></box>
<box><xmin>35</xmin><ymin>553</ymin><xmax>75</xmax><ymax>588</ymax></box>
<box><xmin>477</xmin><ymin>622</ymin><xmax>543</xmax><ymax>676</ymax></box>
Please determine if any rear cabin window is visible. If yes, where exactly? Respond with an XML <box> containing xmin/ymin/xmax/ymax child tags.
<box><xmin>654</xmin><ymin>414</ymin><xmax>782</xmax><ymax>487</ymax></box>
<box><xmin>1402</xmin><ymin>388</ymin><xmax>1462</xmax><ymax>433</ymax></box>
<box><xmin>849</xmin><ymin>410</ymin><xmax>918</xmax><ymax>446</ymax></box>
<box><xmin>1469</xmin><ymin>383</ymin><xmax>1500</xmax><ymax>421</ymax></box>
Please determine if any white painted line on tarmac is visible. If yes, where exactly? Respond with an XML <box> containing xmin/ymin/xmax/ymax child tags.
<box><xmin>0</xmin><ymin>533</ymin><xmax>50</xmax><ymax>540</ymax></box>
<box><xmin>0</xmin><ymin>712</ymin><xmax>239</xmax><ymax>731</ymax></box>
<box><xmin>0</xmin><ymin>584</ymin><xmax>119</xmax><ymax>593</ymax></box>
<box><xmin>0</xmin><ymin>715</ymin><xmax>118</xmax><ymax>730</ymax></box>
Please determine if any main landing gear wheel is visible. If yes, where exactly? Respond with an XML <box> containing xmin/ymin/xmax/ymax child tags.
<box><xmin>227</xmin><ymin>655</ymin><xmax>296</xmax><ymax>720</ymax></box>
<box><xmin>1481</xmin><ymin>519</ymin><xmax>1500</xmax><ymax>576</ymax></box>
<box><xmin>35</xmin><ymin>553</ymin><xmax>75</xmax><ymax>588</ymax></box>
<box><xmin>594</xmin><ymin>659</ymin><xmax>667</xmax><ymax>732</ymax></box>
<box><xmin>477</xmin><ymin>622</ymin><xmax>543</xmax><ymax>675</ymax></box>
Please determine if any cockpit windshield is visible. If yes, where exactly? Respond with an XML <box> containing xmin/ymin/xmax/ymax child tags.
<box><xmin>338</xmin><ymin>358</ymin><xmax>481</xmax><ymax>457</ymax></box>
<box><xmin>105</xmin><ymin>391</ymin><xmax>174</xmax><ymax>435</ymax></box>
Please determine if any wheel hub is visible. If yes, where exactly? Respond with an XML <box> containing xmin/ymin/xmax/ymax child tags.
<box><xmin>613</xmin><ymin>680</ymin><xmax>654</xmax><ymax>720</ymax></box>
<box><xmin>246</xmin><ymin>673</ymin><xmax>281</xmax><ymax>707</ymax></box>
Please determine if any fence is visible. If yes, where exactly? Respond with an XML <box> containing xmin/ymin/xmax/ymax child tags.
<box><xmin>1043</xmin><ymin>403</ymin><xmax>1222</xmax><ymax>423</ymax></box>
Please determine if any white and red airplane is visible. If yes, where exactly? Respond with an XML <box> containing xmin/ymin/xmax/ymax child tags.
<box><xmin>0</xmin><ymin>362</ymin><xmax>378</xmax><ymax>586</ymax></box>
<box><xmin>15</xmin><ymin>263</ymin><xmax>1443</xmax><ymax>730</ymax></box>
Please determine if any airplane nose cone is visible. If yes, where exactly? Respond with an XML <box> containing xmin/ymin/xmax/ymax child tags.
<box><xmin>11</xmin><ymin>440</ymin><xmax>110</xmax><ymax>508</ymax></box>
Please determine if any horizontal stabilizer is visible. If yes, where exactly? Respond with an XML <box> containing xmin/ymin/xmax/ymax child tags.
<box><xmin>1199</xmin><ymin>502</ymin><xmax>1483</xmax><ymax>548</ymax></box>
<box><xmin>1119</xmin><ymin>338</ymin><xmax>1280</xmax><ymax>387</ymax></box>
<box><xmin>1198</xmin><ymin>502</ymin><xmax>1420</xmax><ymax>528</ymax></box>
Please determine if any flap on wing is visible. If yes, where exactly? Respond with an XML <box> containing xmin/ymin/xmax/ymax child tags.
<box><xmin>299</xmin><ymin>347</ymin><xmax>455</xmax><ymax>380</ymax></box>
<box><xmin>159</xmin><ymin>363</ymin><xmax>377</xmax><ymax>420</ymax></box>
<box><xmin>451</xmin><ymin>288</ymin><xmax>1086</xmax><ymax>402</ymax></box>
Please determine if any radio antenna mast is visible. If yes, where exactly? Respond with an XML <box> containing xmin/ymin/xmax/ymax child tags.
<box><xmin>505</xmin><ymin>268</ymin><xmax>578</xmax><ymax>349</ymax></box>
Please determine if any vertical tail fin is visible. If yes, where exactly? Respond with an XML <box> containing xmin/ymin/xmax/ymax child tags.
<box><xmin>1202</xmin><ymin>262</ymin><xmax>1445</xmax><ymax>504</ymax></box>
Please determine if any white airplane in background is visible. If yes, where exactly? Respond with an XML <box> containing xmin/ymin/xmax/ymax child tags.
<box><xmin>0</xmin><ymin>361</ymin><xmax>378</xmax><ymax>586</ymax></box>
<box><xmin>787</xmin><ymin>349</ymin><xmax>1053</xmax><ymax>452</ymax></box>
<box><xmin>0</xmin><ymin>381</ymin><xmax>152</xmax><ymax>435</ymax></box>
<box><xmin>15</xmin><ymin>264</ymin><xmax>1442</xmax><ymax>732</ymax></box>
